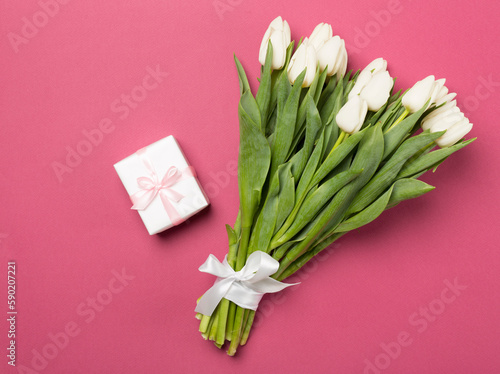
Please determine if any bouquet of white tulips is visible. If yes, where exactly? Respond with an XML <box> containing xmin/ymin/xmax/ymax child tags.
<box><xmin>195</xmin><ymin>16</ymin><xmax>475</xmax><ymax>356</ymax></box>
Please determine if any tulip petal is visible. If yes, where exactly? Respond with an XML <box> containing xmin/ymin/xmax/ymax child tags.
<box><xmin>336</xmin><ymin>96</ymin><xmax>368</xmax><ymax>134</ymax></box>
<box><xmin>360</xmin><ymin>71</ymin><xmax>393</xmax><ymax>111</ymax></box>
<box><xmin>402</xmin><ymin>75</ymin><xmax>436</xmax><ymax>113</ymax></box>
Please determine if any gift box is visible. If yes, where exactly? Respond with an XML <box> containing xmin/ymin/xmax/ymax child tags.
<box><xmin>114</xmin><ymin>136</ymin><xmax>210</xmax><ymax>235</ymax></box>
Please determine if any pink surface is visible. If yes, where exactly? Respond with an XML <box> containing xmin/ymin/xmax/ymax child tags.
<box><xmin>1</xmin><ymin>1</ymin><xmax>499</xmax><ymax>373</ymax></box>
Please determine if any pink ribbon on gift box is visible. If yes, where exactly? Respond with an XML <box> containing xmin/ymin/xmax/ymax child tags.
<box><xmin>129</xmin><ymin>147</ymin><xmax>196</xmax><ymax>226</ymax></box>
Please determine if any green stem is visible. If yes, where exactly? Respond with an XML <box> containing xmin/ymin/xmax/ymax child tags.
<box><xmin>199</xmin><ymin>314</ymin><xmax>211</xmax><ymax>334</ymax></box>
<box><xmin>208</xmin><ymin>307</ymin><xmax>219</xmax><ymax>341</ymax></box>
<box><xmin>215</xmin><ymin>212</ymin><xmax>241</xmax><ymax>346</ymax></box>
<box><xmin>216</xmin><ymin>299</ymin><xmax>230</xmax><ymax>346</ymax></box>
<box><xmin>386</xmin><ymin>107</ymin><xmax>409</xmax><ymax>132</ymax></box>
<box><xmin>240</xmin><ymin>310</ymin><xmax>256</xmax><ymax>345</ymax></box>
<box><xmin>331</xmin><ymin>130</ymin><xmax>348</xmax><ymax>153</ymax></box>
<box><xmin>225</xmin><ymin>222</ymin><xmax>251</xmax><ymax>353</ymax></box>
<box><xmin>226</xmin><ymin>302</ymin><xmax>236</xmax><ymax>341</ymax></box>
<box><xmin>227</xmin><ymin>306</ymin><xmax>245</xmax><ymax>356</ymax></box>
<box><xmin>202</xmin><ymin>308</ymin><xmax>216</xmax><ymax>340</ymax></box>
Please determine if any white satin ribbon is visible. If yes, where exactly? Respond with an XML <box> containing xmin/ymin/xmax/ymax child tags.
<box><xmin>195</xmin><ymin>251</ymin><xmax>298</xmax><ymax>316</ymax></box>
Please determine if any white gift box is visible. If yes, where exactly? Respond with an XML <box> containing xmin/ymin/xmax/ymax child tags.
<box><xmin>114</xmin><ymin>136</ymin><xmax>210</xmax><ymax>235</ymax></box>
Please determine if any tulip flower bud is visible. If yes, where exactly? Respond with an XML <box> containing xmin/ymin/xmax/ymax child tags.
<box><xmin>363</xmin><ymin>57</ymin><xmax>388</xmax><ymax>75</ymax></box>
<box><xmin>435</xmin><ymin>92</ymin><xmax>457</xmax><ymax>107</ymax></box>
<box><xmin>434</xmin><ymin>117</ymin><xmax>473</xmax><ymax>148</ymax></box>
<box><xmin>429</xmin><ymin>111</ymin><xmax>464</xmax><ymax>132</ymax></box>
<box><xmin>421</xmin><ymin>100</ymin><xmax>459</xmax><ymax>129</ymax></box>
<box><xmin>259</xmin><ymin>16</ymin><xmax>291</xmax><ymax>70</ymax></box>
<box><xmin>348</xmin><ymin>58</ymin><xmax>388</xmax><ymax>99</ymax></box>
<box><xmin>316</xmin><ymin>36</ymin><xmax>348</xmax><ymax>77</ymax></box>
<box><xmin>309</xmin><ymin>22</ymin><xmax>333</xmax><ymax>51</ymax></box>
<box><xmin>287</xmin><ymin>39</ymin><xmax>318</xmax><ymax>87</ymax></box>
<box><xmin>420</xmin><ymin>99</ymin><xmax>473</xmax><ymax>148</ymax></box>
<box><xmin>402</xmin><ymin>75</ymin><xmax>436</xmax><ymax>113</ymax></box>
<box><xmin>359</xmin><ymin>71</ymin><xmax>393</xmax><ymax>111</ymax></box>
<box><xmin>336</xmin><ymin>46</ymin><xmax>348</xmax><ymax>79</ymax></box>
<box><xmin>428</xmin><ymin>78</ymin><xmax>447</xmax><ymax>107</ymax></box>
<box><xmin>335</xmin><ymin>96</ymin><xmax>368</xmax><ymax>134</ymax></box>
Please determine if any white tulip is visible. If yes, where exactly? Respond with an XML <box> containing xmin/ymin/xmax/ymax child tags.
<box><xmin>424</xmin><ymin>110</ymin><xmax>464</xmax><ymax>132</ymax></box>
<box><xmin>309</xmin><ymin>22</ymin><xmax>333</xmax><ymax>50</ymax></box>
<box><xmin>258</xmin><ymin>16</ymin><xmax>291</xmax><ymax>70</ymax></box>
<box><xmin>428</xmin><ymin>78</ymin><xmax>446</xmax><ymax>108</ymax></box>
<box><xmin>420</xmin><ymin>101</ymin><xmax>473</xmax><ymax>148</ymax></box>
<box><xmin>287</xmin><ymin>38</ymin><xmax>318</xmax><ymax>87</ymax></box>
<box><xmin>363</xmin><ymin>57</ymin><xmax>388</xmax><ymax>75</ymax></box>
<box><xmin>434</xmin><ymin>119</ymin><xmax>473</xmax><ymax>148</ymax></box>
<box><xmin>348</xmin><ymin>58</ymin><xmax>388</xmax><ymax>99</ymax></box>
<box><xmin>360</xmin><ymin>71</ymin><xmax>393</xmax><ymax>111</ymax></box>
<box><xmin>335</xmin><ymin>96</ymin><xmax>368</xmax><ymax>134</ymax></box>
<box><xmin>336</xmin><ymin>46</ymin><xmax>348</xmax><ymax>78</ymax></box>
<box><xmin>435</xmin><ymin>92</ymin><xmax>457</xmax><ymax>107</ymax></box>
<box><xmin>316</xmin><ymin>36</ymin><xmax>348</xmax><ymax>77</ymax></box>
<box><xmin>402</xmin><ymin>75</ymin><xmax>436</xmax><ymax>113</ymax></box>
<box><xmin>421</xmin><ymin>100</ymin><xmax>459</xmax><ymax>129</ymax></box>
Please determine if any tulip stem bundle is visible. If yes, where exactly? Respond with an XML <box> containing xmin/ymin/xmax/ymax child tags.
<box><xmin>196</xmin><ymin>17</ymin><xmax>475</xmax><ymax>356</ymax></box>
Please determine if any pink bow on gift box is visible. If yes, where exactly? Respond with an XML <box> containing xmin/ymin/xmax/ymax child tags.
<box><xmin>130</xmin><ymin>148</ymin><xmax>195</xmax><ymax>226</ymax></box>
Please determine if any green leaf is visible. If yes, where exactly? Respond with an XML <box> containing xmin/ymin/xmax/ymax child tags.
<box><xmin>387</xmin><ymin>178</ymin><xmax>435</xmax><ymax>208</ymax></box>
<box><xmin>248</xmin><ymin>163</ymin><xmax>281</xmax><ymax>254</ymax></box>
<box><xmin>276</xmin><ymin>72</ymin><xmax>291</xmax><ymax>124</ymax></box>
<box><xmin>270</xmin><ymin>70</ymin><xmax>306</xmax><ymax>176</ymax></box>
<box><xmin>270</xmin><ymin>133</ymin><xmax>325</xmax><ymax>248</ymax></box>
<box><xmin>276</xmin><ymin>125</ymin><xmax>384</xmax><ymax>271</ymax></box>
<box><xmin>256</xmin><ymin>42</ymin><xmax>273</xmax><ymax>132</ymax></box>
<box><xmin>311</xmin><ymin>127</ymin><xmax>368</xmax><ymax>186</ymax></box>
<box><xmin>276</xmin><ymin>169</ymin><xmax>362</xmax><ymax>244</ymax></box>
<box><xmin>319</xmin><ymin>75</ymin><xmax>343</xmax><ymax>126</ymax></box>
<box><xmin>398</xmin><ymin>138</ymin><xmax>476</xmax><ymax>178</ymax></box>
<box><xmin>313</xmin><ymin>69</ymin><xmax>329</xmax><ymax>104</ymax></box>
<box><xmin>383</xmin><ymin>101</ymin><xmax>429</xmax><ymax>159</ymax></box>
<box><xmin>288</xmin><ymin>94</ymin><xmax>323</xmax><ymax>180</ymax></box>
<box><xmin>335</xmin><ymin>185</ymin><xmax>394</xmax><ymax>233</ymax></box>
<box><xmin>347</xmin><ymin>130</ymin><xmax>444</xmax><ymax>215</ymax></box>
<box><xmin>237</xmin><ymin>98</ymin><xmax>271</xmax><ymax>228</ymax></box>
<box><xmin>315</xmin><ymin>124</ymin><xmax>385</xmax><ymax>238</ymax></box>
<box><xmin>342</xmin><ymin>71</ymin><xmax>358</xmax><ymax>98</ymax></box>
<box><xmin>272</xmin><ymin>242</ymin><xmax>294</xmax><ymax>261</ymax></box>
<box><xmin>234</xmin><ymin>55</ymin><xmax>250</xmax><ymax>96</ymax></box>
<box><xmin>240</xmin><ymin>90</ymin><xmax>261</xmax><ymax>131</ymax></box>
<box><xmin>294</xmin><ymin>127</ymin><xmax>325</xmax><ymax>200</ymax></box>
<box><xmin>275</xmin><ymin>163</ymin><xmax>295</xmax><ymax>235</ymax></box>
<box><xmin>226</xmin><ymin>224</ymin><xmax>237</xmax><ymax>246</ymax></box>
<box><xmin>317</xmin><ymin>76</ymin><xmax>339</xmax><ymax>113</ymax></box>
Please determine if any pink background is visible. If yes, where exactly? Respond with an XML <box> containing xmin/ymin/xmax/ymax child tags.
<box><xmin>1</xmin><ymin>1</ymin><xmax>499</xmax><ymax>373</ymax></box>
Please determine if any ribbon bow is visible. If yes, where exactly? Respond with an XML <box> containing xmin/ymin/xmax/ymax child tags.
<box><xmin>195</xmin><ymin>251</ymin><xmax>298</xmax><ymax>316</ymax></box>
<box><xmin>130</xmin><ymin>148</ymin><xmax>195</xmax><ymax>226</ymax></box>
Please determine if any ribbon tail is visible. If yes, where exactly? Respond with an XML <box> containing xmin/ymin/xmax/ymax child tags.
<box><xmin>246</xmin><ymin>277</ymin><xmax>300</xmax><ymax>294</ymax></box>
<box><xmin>195</xmin><ymin>277</ymin><xmax>234</xmax><ymax>316</ymax></box>
<box><xmin>159</xmin><ymin>190</ymin><xmax>184</xmax><ymax>226</ymax></box>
